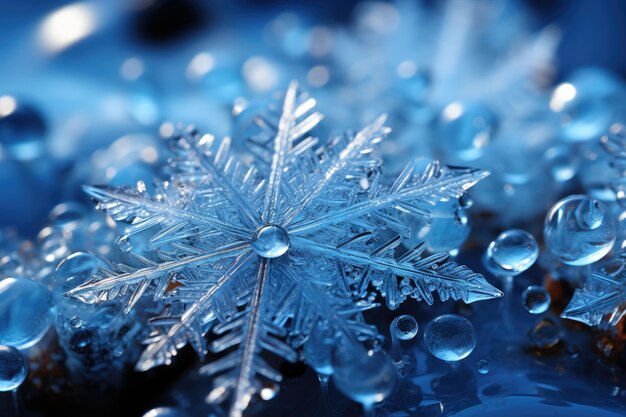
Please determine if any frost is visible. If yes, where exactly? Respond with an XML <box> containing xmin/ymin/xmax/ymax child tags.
<box><xmin>562</xmin><ymin>254</ymin><xmax>626</xmax><ymax>327</ymax></box>
<box><xmin>66</xmin><ymin>81</ymin><xmax>500</xmax><ymax>415</ymax></box>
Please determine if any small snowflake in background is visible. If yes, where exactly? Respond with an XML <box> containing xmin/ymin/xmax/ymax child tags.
<box><xmin>66</xmin><ymin>82</ymin><xmax>500</xmax><ymax>416</ymax></box>
<box><xmin>562</xmin><ymin>253</ymin><xmax>626</xmax><ymax>327</ymax></box>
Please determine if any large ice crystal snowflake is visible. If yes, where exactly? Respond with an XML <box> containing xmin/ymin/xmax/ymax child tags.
<box><xmin>66</xmin><ymin>82</ymin><xmax>501</xmax><ymax>415</ymax></box>
<box><xmin>562</xmin><ymin>254</ymin><xmax>626</xmax><ymax>327</ymax></box>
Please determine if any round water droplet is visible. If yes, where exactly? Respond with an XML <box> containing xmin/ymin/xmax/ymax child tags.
<box><xmin>476</xmin><ymin>359</ymin><xmax>490</xmax><ymax>374</ymax></box>
<box><xmin>544</xmin><ymin>146</ymin><xmax>578</xmax><ymax>183</ymax></box>
<box><xmin>0</xmin><ymin>345</ymin><xmax>27</xmax><ymax>391</ymax></box>
<box><xmin>70</xmin><ymin>328</ymin><xmax>92</xmax><ymax>353</ymax></box>
<box><xmin>438</xmin><ymin>101</ymin><xmax>497</xmax><ymax>162</ymax></box>
<box><xmin>37</xmin><ymin>226</ymin><xmax>69</xmax><ymax>263</ymax></box>
<box><xmin>0</xmin><ymin>277</ymin><xmax>52</xmax><ymax>349</ymax></box>
<box><xmin>484</xmin><ymin>229</ymin><xmax>538</xmax><ymax>276</ymax></box>
<box><xmin>332</xmin><ymin>348</ymin><xmax>397</xmax><ymax>406</ymax></box>
<box><xmin>55</xmin><ymin>252</ymin><xmax>107</xmax><ymax>297</ymax></box>
<box><xmin>423</xmin><ymin>314</ymin><xmax>476</xmax><ymax>362</ymax></box>
<box><xmin>260</xmin><ymin>381</ymin><xmax>280</xmax><ymax>400</ymax></box>
<box><xmin>115</xmin><ymin>235</ymin><xmax>133</xmax><ymax>253</ymax></box>
<box><xmin>303</xmin><ymin>327</ymin><xmax>334</xmax><ymax>376</ymax></box>
<box><xmin>142</xmin><ymin>407</ymin><xmax>191</xmax><ymax>417</ymax></box>
<box><xmin>544</xmin><ymin>195</ymin><xmax>616</xmax><ymax>266</ymax></box>
<box><xmin>551</xmin><ymin>69</ymin><xmax>622</xmax><ymax>142</ymax></box>
<box><xmin>69</xmin><ymin>316</ymin><xmax>82</xmax><ymax>328</ymax></box>
<box><xmin>391</xmin><ymin>315</ymin><xmax>418</xmax><ymax>341</ymax></box>
<box><xmin>251</xmin><ymin>224</ymin><xmax>290</xmax><ymax>258</ymax></box>
<box><xmin>530</xmin><ymin>319</ymin><xmax>560</xmax><ymax>349</ymax></box>
<box><xmin>521</xmin><ymin>285</ymin><xmax>551</xmax><ymax>314</ymax></box>
<box><xmin>49</xmin><ymin>202</ymin><xmax>86</xmax><ymax>231</ymax></box>
<box><xmin>0</xmin><ymin>97</ymin><xmax>47</xmax><ymax>161</ymax></box>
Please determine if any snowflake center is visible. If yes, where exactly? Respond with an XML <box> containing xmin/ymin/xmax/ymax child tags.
<box><xmin>251</xmin><ymin>224</ymin><xmax>290</xmax><ymax>258</ymax></box>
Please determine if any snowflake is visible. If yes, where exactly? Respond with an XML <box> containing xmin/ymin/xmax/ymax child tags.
<box><xmin>66</xmin><ymin>82</ymin><xmax>501</xmax><ymax>416</ymax></box>
<box><xmin>561</xmin><ymin>253</ymin><xmax>626</xmax><ymax>327</ymax></box>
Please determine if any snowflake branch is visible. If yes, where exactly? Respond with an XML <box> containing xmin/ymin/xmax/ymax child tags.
<box><xmin>231</xmin><ymin>258</ymin><xmax>271</xmax><ymax>417</ymax></box>
<box><xmin>262</xmin><ymin>81</ymin><xmax>298</xmax><ymax>224</ymax></box>
<box><xmin>65</xmin><ymin>241</ymin><xmax>250</xmax><ymax>300</ymax></box>
<box><xmin>83</xmin><ymin>185</ymin><xmax>253</xmax><ymax>240</ymax></box>
<box><xmin>136</xmin><ymin>251</ymin><xmax>255</xmax><ymax>371</ymax></box>
<box><xmin>292</xmin><ymin>236</ymin><xmax>502</xmax><ymax>303</ymax></box>
<box><xmin>288</xmin><ymin>165</ymin><xmax>489</xmax><ymax>235</ymax></box>
<box><xmin>280</xmin><ymin>114</ymin><xmax>389</xmax><ymax>226</ymax></box>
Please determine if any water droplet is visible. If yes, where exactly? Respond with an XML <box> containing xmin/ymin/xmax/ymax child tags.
<box><xmin>303</xmin><ymin>326</ymin><xmax>334</xmax><ymax>376</ymax></box>
<box><xmin>521</xmin><ymin>285</ymin><xmax>551</xmax><ymax>314</ymax></box>
<box><xmin>260</xmin><ymin>381</ymin><xmax>280</xmax><ymax>400</ymax></box>
<box><xmin>544</xmin><ymin>146</ymin><xmax>578</xmax><ymax>183</ymax></box>
<box><xmin>551</xmin><ymin>69</ymin><xmax>621</xmax><ymax>142</ymax></box>
<box><xmin>0</xmin><ymin>97</ymin><xmax>46</xmax><ymax>161</ymax></box>
<box><xmin>476</xmin><ymin>359</ymin><xmax>491</xmax><ymax>374</ymax></box>
<box><xmin>55</xmin><ymin>252</ymin><xmax>107</xmax><ymax>296</ymax></box>
<box><xmin>438</xmin><ymin>101</ymin><xmax>497</xmax><ymax>162</ymax></box>
<box><xmin>544</xmin><ymin>195</ymin><xmax>616</xmax><ymax>266</ymax></box>
<box><xmin>251</xmin><ymin>224</ymin><xmax>290</xmax><ymax>258</ymax></box>
<box><xmin>69</xmin><ymin>316</ymin><xmax>82</xmax><ymax>328</ymax></box>
<box><xmin>391</xmin><ymin>315</ymin><xmax>418</xmax><ymax>341</ymax></box>
<box><xmin>423</xmin><ymin>314</ymin><xmax>476</xmax><ymax>362</ymax></box>
<box><xmin>0</xmin><ymin>277</ymin><xmax>52</xmax><ymax>349</ymax></box>
<box><xmin>530</xmin><ymin>319</ymin><xmax>561</xmax><ymax>349</ymax></box>
<box><xmin>0</xmin><ymin>345</ymin><xmax>27</xmax><ymax>391</ymax></box>
<box><xmin>49</xmin><ymin>202</ymin><xmax>86</xmax><ymax>231</ymax></box>
<box><xmin>70</xmin><ymin>328</ymin><xmax>92</xmax><ymax>353</ymax></box>
<box><xmin>115</xmin><ymin>235</ymin><xmax>133</xmax><ymax>253</ymax></box>
<box><xmin>332</xmin><ymin>348</ymin><xmax>397</xmax><ymax>406</ymax></box>
<box><xmin>484</xmin><ymin>229</ymin><xmax>538</xmax><ymax>276</ymax></box>
<box><xmin>37</xmin><ymin>226</ymin><xmax>69</xmax><ymax>263</ymax></box>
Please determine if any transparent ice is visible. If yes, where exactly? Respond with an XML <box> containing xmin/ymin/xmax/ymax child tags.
<box><xmin>0</xmin><ymin>277</ymin><xmax>53</xmax><ymax>349</ymax></box>
<box><xmin>521</xmin><ymin>285</ymin><xmax>551</xmax><ymax>315</ymax></box>
<box><xmin>0</xmin><ymin>345</ymin><xmax>27</xmax><ymax>392</ymax></box>
<box><xmin>483</xmin><ymin>229</ymin><xmax>538</xmax><ymax>277</ymax></box>
<box><xmin>391</xmin><ymin>315</ymin><xmax>418</xmax><ymax>341</ymax></box>
<box><xmin>561</xmin><ymin>254</ymin><xmax>626</xmax><ymax>326</ymax></box>
<box><xmin>544</xmin><ymin>195</ymin><xmax>616</xmax><ymax>266</ymax></box>
<box><xmin>423</xmin><ymin>314</ymin><xmax>476</xmax><ymax>362</ymax></box>
<box><xmin>476</xmin><ymin>359</ymin><xmax>490</xmax><ymax>375</ymax></box>
<box><xmin>65</xmin><ymin>82</ymin><xmax>500</xmax><ymax>415</ymax></box>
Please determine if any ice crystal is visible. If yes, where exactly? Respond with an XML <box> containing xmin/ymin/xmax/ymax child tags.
<box><xmin>561</xmin><ymin>253</ymin><xmax>626</xmax><ymax>326</ymax></box>
<box><xmin>66</xmin><ymin>82</ymin><xmax>500</xmax><ymax>415</ymax></box>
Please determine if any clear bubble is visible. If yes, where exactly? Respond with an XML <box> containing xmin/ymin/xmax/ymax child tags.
<box><xmin>54</xmin><ymin>252</ymin><xmax>107</xmax><ymax>296</ymax></box>
<box><xmin>484</xmin><ymin>229</ymin><xmax>538</xmax><ymax>276</ymax></box>
<box><xmin>438</xmin><ymin>101</ymin><xmax>497</xmax><ymax>162</ymax></box>
<box><xmin>0</xmin><ymin>96</ymin><xmax>47</xmax><ymax>161</ymax></box>
<box><xmin>544</xmin><ymin>195</ymin><xmax>616</xmax><ymax>266</ymax></box>
<box><xmin>69</xmin><ymin>328</ymin><xmax>92</xmax><ymax>353</ymax></box>
<box><xmin>544</xmin><ymin>146</ymin><xmax>579</xmax><ymax>183</ymax></box>
<box><xmin>530</xmin><ymin>319</ymin><xmax>561</xmax><ymax>349</ymax></box>
<box><xmin>332</xmin><ymin>347</ymin><xmax>397</xmax><ymax>405</ymax></box>
<box><xmin>423</xmin><ymin>314</ymin><xmax>476</xmax><ymax>362</ymax></box>
<box><xmin>251</xmin><ymin>225</ymin><xmax>290</xmax><ymax>258</ymax></box>
<box><xmin>49</xmin><ymin>202</ymin><xmax>86</xmax><ymax>232</ymax></box>
<box><xmin>476</xmin><ymin>359</ymin><xmax>491</xmax><ymax>374</ymax></box>
<box><xmin>409</xmin><ymin>199</ymin><xmax>470</xmax><ymax>255</ymax></box>
<box><xmin>69</xmin><ymin>316</ymin><xmax>82</xmax><ymax>328</ymax></box>
<box><xmin>0</xmin><ymin>277</ymin><xmax>53</xmax><ymax>349</ymax></box>
<box><xmin>37</xmin><ymin>226</ymin><xmax>69</xmax><ymax>263</ymax></box>
<box><xmin>303</xmin><ymin>326</ymin><xmax>334</xmax><ymax>376</ymax></box>
<box><xmin>521</xmin><ymin>285</ymin><xmax>551</xmax><ymax>314</ymax></box>
<box><xmin>115</xmin><ymin>235</ymin><xmax>133</xmax><ymax>253</ymax></box>
<box><xmin>0</xmin><ymin>345</ymin><xmax>28</xmax><ymax>391</ymax></box>
<box><xmin>551</xmin><ymin>69</ymin><xmax>623</xmax><ymax>142</ymax></box>
<box><xmin>391</xmin><ymin>315</ymin><xmax>418</xmax><ymax>341</ymax></box>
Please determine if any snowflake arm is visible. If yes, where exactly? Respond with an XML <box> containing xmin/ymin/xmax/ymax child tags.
<box><xmin>288</xmin><ymin>161</ymin><xmax>489</xmax><ymax>235</ymax></box>
<box><xmin>561</xmin><ymin>257</ymin><xmax>626</xmax><ymax>326</ymax></box>
<box><xmin>292</xmin><ymin>236</ymin><xmax>502</xmax><ymax>304</ymax></box>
